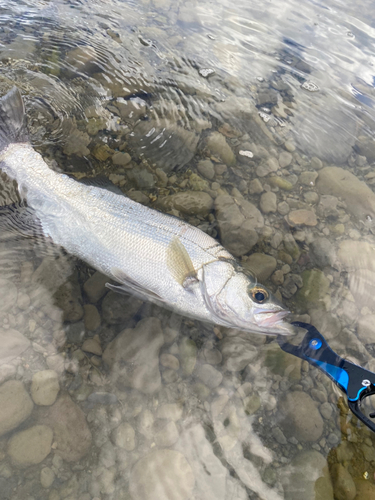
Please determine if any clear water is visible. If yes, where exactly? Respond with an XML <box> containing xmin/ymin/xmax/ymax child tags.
<box><xmin>0</xmin><ymin>0</ymin><xmax>375</xmax><ymax>499</ymax></box>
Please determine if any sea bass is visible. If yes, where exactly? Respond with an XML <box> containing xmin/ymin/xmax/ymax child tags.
<box><xmin>0</xmin><ymin>87</ymin><xmax>295</xmax><ymax>335</ymax></box>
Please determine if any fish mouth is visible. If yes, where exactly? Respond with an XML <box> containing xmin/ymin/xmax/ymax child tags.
<box><xmin>253</xmin><ymin>309</ymin><xmax>292</xmax><ymax>329</ymax></box>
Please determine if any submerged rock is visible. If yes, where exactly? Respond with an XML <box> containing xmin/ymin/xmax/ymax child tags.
<box><xmin>242</xmin><ymin>253</ymin><xmax>277</xmax><ymax>282</ymax></box>
<box><xmin>295</xmin><ymin>269</ymin><xmax>331</xmax><ymax>313</ymax></box>
<box><xmin>103</xmin><ymin>317</ymin><xmax>165</xmax><ymax>394</ymax></box>
<box><xmin>171</xmin><ymin>191</ymin><xmax>213</xmax><ymax>216</ymax></box>
<box><xmin>0</xmin><ymin>381</ymin><xmax>33</xmax><ymax>437</ymax></box>
<box><xmin>206</xmin><ymin>131</ymin><xmax>235</xmax><ymax>166</ymax></box>
<box><xmin>317</xmin><ymin>166</ymin><xmax>375</xmax><ymax>222</ymax></box>
<box><xmin>31</xmin><ymin>370</ymin><xmax>60</xmax><ymax>406</ymax></box>
<box><xmin>279</xmin><ymin>391</ymin><xmax>324</xmax><ymax>442</ymax></box>
<box><xmin>8</xmin><ymin>425</ymin><xmax>53</xmax><ymax>467</ymax></box>
<box><xmin>0</xmin><ymin>328</ymin><xmax>30</xmax><ymax>366</ymax></box>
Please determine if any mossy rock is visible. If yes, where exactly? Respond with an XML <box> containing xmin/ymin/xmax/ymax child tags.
<box><xmin>263</xmin><ymin>343</ymin><xmax>302</xmax><ymax>381</ymax></box>
<box><xmin>294</xmin><ymin>269</ymin><xmax>331</xmax><ymax>313</ymax></box>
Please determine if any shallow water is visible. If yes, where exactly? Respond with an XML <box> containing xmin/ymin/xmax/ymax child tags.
<box><xmin>1</xmin><ymin>0</ymin><xmax>375</xmax><ymax>499</ymax></box>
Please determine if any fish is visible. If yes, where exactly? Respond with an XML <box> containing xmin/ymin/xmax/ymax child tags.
<box><xmin>0</xmin><ymin>86</ymin><xmax>296</xmax><ymax>335</ymax></box>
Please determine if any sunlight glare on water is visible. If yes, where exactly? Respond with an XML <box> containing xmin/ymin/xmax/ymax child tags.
<box><xmin>1</xmin><ymin>0</ymin><xmax>375</xmax><ymax>499</ymax></box>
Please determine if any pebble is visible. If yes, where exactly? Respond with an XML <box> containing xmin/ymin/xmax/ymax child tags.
<box><xmin>171</xmin><ymin>191</ymin><xmax>213</xmax><ymax>217</ymax></box>
<box><xmin>309</xmin><ymin>237</ymin><xmax>336</xmax><ymax>267</ymax></box>
<box><xmin>197</xmin><ymin>159</ymin><xmax>215</xmax><ymax>180</ymax></box>
<box><xmin>155</xmin><ymin>420</ymin><xmax>179</xmax><ymax>447</ymax></box>
<box><xmin>179</xmin><ymin>337</ymin><xmax>197</xmax><ymax>376</ymax></box>
<box><xmin>82</xmin><ymin>337</ymin><xmax>102</xmax><ymax>355</ymax></box>
<box><xmin>259</xmin><ymin>191</ymin><xmax>277</xmax><ymax>213</ymax></box>
<box><xmin>194</xmin><ymin>363</ymin><xmax>223</xmax><ymax>389</ymax></box>
<box><xmin>83</xmin><ymin>304</ymin><xmax>101</xmax><ymax>331</ymax></box>
<box><xmin>156</xmin><ymin>403</ymin><xmax>183</xmax><ymax>421</ymax></box>
<box><xmin>112</xmin><ymin>151</ymin><xmax>132</xmax><ymax>166</ymax></box>
<box><xmin>129</xmin><ymin>450</ymin><xmax>195</xmax><ymax>500</ymax></box>
<box><xmin>219</xmin><ymin>337</ymin><xmax>257</xmax><ymax>372</ymax></box>
<box><xmin>101</xmin><ymin>291</ymin><xmax>142</xmax><ymax>324</ymax></box>
<box><xmin>320</xmin><ymin>402</ymin><xmax>333</xmax><ymax>420</ymax></box>
<box><xmin>83</xmin><ymin>271</ymin><xmax>109</xmax><ymax>303</ymax></box>
<box><xmin>206</xmin><ymin>131</ymin><xmax>235</xmax><ymax>166</ymax></box>
<box><xmin>0</xmin><ymin>380</ymin><xmax>33</xmax><ymax>437</ymax></box>
<box><xmin>287</xmin><ymin>209</ymin><xmax>318</xmax><ymax>226</ymax></box>
<box><xmin>0</xmin><ymin>327</ymin><xmax>30</xmax><ymax>366</ymax></box>
<box><xmin>278</xmin><ymin>201</ymin><xmax>290</xmax><ymax>215</ymax></box>
<box><xmin>249</xmin><ymin>178</ymin><xmax>263</xmax><ymax>194</ymax></box>
<box><xmin>160</xmin><ymin>353</ymin><xmax>180</xmax><ymax>370</ymax></box>
<box><xmin>279</xmin><ymin>391</ymin><xmax>323</xmax><ymax>442</ymax></box>
<box><xmin>303</xmin><ymin>191</ymin><xmax>320</xmax><ymax>204</ymax></box>
<box><xmin>243</xmin><ymin>253</ymin><xmax>277</xmax><ymax>281</ymax></box>
<box><xmin>299</xmin><ymin>171</ymin><xmax>318</xmax><ymax>186</ymax></box>
<box><xmin>40</xmin><ymin>466</ymin><xmax>55</xmax><ymax>488</ymax></box>
<box><xmin>8</xmin><ymin>425</ymin><xmax>53</xmax><ymax>467</ymax></box>
<box><xmin>31</xmin><ymin>370</ymin><xmax>60</xmax><ymax>406</ymax></box>
<box><xmin>278</xmin><ymin>151</ymin><xmax>293</xmax><ymax>168</ymax></box>
<box><xmin>112</xmin><ymin>422</ymin><xmax>136</xmax><ymax>451</ymax></box>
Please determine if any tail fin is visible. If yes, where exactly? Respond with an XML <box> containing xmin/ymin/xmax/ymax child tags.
<box><xmin>0</xmin><ymin>87</ymin><xmax>27</xmax><ymax>151</ymax></box>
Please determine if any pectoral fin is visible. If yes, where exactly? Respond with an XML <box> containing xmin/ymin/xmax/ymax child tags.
<box><xmin>108</xmin><ymin>267</ymin><xmax>165</xmax><ymax>303</ymax></box>
<box><xmin>166</xmin><ymin>236</ymin><xmax>198</xmax><ymax>288</ymax></box>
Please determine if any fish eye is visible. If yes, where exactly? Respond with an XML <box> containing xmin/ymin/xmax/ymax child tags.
<box><xmin>250</xmin><ymin>287</ymin><xmax>269</xmax><ymax>303</ymax></box>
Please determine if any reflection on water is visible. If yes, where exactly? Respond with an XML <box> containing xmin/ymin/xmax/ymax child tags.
<box><xmin>1</xmin><ymin>0</ymin><xmax>375</xmax><ymax>498</ymax></box>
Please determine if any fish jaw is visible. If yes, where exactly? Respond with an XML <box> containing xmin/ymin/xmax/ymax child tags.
<box><xmin>252</xmin><ymin>309</ymin><xmax>297</xmax><ymax>336</ymax></box>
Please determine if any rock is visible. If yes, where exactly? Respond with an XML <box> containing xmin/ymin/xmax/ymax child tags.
<box><xmin>269</xmin><ymin>176</ymin><xmax>294</xmax><ymax>190</ymax></box>
<box><xmin>219</xmin><ymin>336</ymin><xmax>258</xmax><ymax>372</ymax></box>
<box><xmin>280</xmin><ymin>450</ymin><xmax>334</xmax><ymax>500</ymax></box>
<box><xmin>112</xmin><ymin>422</ymin><xmax>136</xmax><ymax>451</ymax></box>
<box><xmin>355</xmin><ymin>135</ymin><xmax>375</xmax><ymax>163</ymax></box>
<box><xmin>194</xmin><ymin>364</ymin><xmax>222</xmax><ymax>389</ymax></box>
<box><xmin>338</xmin><ymin>240</ymin><xmax>375</xmax><ymax>272</ymax></box>
<box><xmin>0</xmin><ymin>381</ymin><xmax>33</xmax><ymax>437</ymax></box>
<box><xmin>263</xmin><ymin>343</ymin><xmax>301</xmax><ymax>381</ymax></box>
<box><xmin>279</xmin><ymin>151</ymin><xmax>292</xmax><ymax>168</ymax></box>
<box><xmin>283</xmin><ymin>233</ymin><xmax>301</xmax><ymax>260</ymax></box>
<box><xmin>295</xmin><ymin>269</ymin><xmax>331</xmax><ymax>313</ymax></box>
<box><xmin>179</xmin><ymin>338</ymin><xmax>197</xmax><ymax>376</ymax></box>
<box><xmin>82</xmin><ymin>337</ymin><xmax>102</xmax><ymax>355</ymax></box>
<box><xmin>63</xmin><ymin>127</ymin><xmax>91</xmax><ymax>157</ymax></box>
<box><xmin>175</xmin><ymin>424</ymin><xmax>228</xmax><ymax>500</ymax></box>
<box><xmin>249</xmin><ymin>179</ymin><xmax>263</xmax><ymax>194</ymax></box>
<box><xmin>31</xmin><ymin>370</ymin><xmax>60</xmax><ymax>406</ymax></box>
<box><xmin>317</xmin><ymin>166</ymin><xmax>375</xmax><ymax>222</ymax></box>
<box><xmin>353</xmin><ymin>480</ymin><xmax>375</xmax><ymax>500</ymax></box>
<box><xmin>8</xmin><ymin>425</ymin><xmax>53</xmax><ymax>467</ymax></box>
<box><xmin>40</xmin><ymin>467</ymin><xmax>55</xmax><ymax>488</ymax></box>
<box><xmin>171</xmin><ymin>191</ymin><xmax>213</xmax><ymax>216</ymax></box>
<box><xmin>155</xmin><ymin>420</ymin><xmax>179</xmax><ymax>447</ymax></box>
<box><xmin>160</xmin><ymin>353</ymin><xmax>180</xmax><ymax>370</ymax></box>
<box><xmin>54</xmin><ymin>273</ymin><xmax>83</xmax><ymax>322</ymax></box>
<box><xmin>128</xmin><ymin>168</ymin><xmax>155</xmax><ymax>189</ymax></box>
<box><xmin>278</xmin><ymin>201</ymin><xmax>290</xmax><ymax>215</ymax></box>
<box><xmin>112</xmin><ymin>151</ymin><xmax>131</xmax><ymax>166</ymax></box>
<box><xmin>309</xmin><ymin>237</ymin><xmax>336</xmax><ymax>267</ymax></box>
<box><xmin>156</xmin><ymin>404</ymin><xmax>183</xmax><ymax>421</ymax></box>
<box><xmin>197</xmin><ymin>159</ymin><xmax>215</xmax><ymax>180</ymax></box>
<box><xmin>259</xmin><ymin>192</ymin><xmax>277</xmax><ymax>214</ymax></box>
<box><xmin>304</xmin><ymin>191</ymin><xmax>320</xmax><ymax>204</ymax></box>
<box><xmin>65</xmin><ymin>45</ymin><xmax>99</xmax><ymax>74</ymax></box>
<box><xmin>102</xmin><ymin>291</ymin><xmax>143</xmax><ymax>324</ymax></box>
<box><xmin>0</xmin><ymin>327</ymin><xmax>30</xmax><ymax>366</ymax></box>
<box><xmin>83</xmin><ymin>304</ymin><xmax>101</xmax><ymax>331</ymax></box>
<box><xmin>83</xmin><ymin>271</ymin><xmax>109</xmax><ymax>303</ymax></box>
<box><xmin>129</xmin><ymin>449</ymin><xmax>195</xmax><ymax>500</ymax></box>
<box><xmin>0</xmin><ymin>279</ymin><xmax>17</xmax><ymax>312</ymax></box>
<box><xmin>215</xmin><ymin>195</ymin><xmax>263</xmax><ymax>257</ymax></box>
<box><xmin>320</xmin><ymin>402</ymin><xmax>334</xmax><ymax>420</ymax></box>
<box><xmin>103</xmin><ymin>317</ymin><xmax>165</xmax><ymax>394</ymax></box>
<box><xmin>317</xmin><ymin>195</ymin><xmax>340</xmax><ymax>218</ymax></box>
<box><xmin>279</xmin><ymin>391</ymin><xmax>324</xmax><ymax>442</ymax></box>
<box><xmin>206</xmin><ymin>132</ymin><xmax>235</xmax><ymax>166</ymax></box>
<box><xmin>36</xmin><ymin>393</ymin><xmax>92</xmax><ymax>462</ymax></box>
<box><xmin>242</xmin><ymin>253</ymin><xmax>277</xmax><ymax>281</ymax></box>
<box><xmin>286</xmin><ymin>209</ymin><xmax>318</xmax><ymax>227</ymax></box>
<box><xmin>357</xmin><ymin>315</ymin><xmax>375</xmax><ymax>343</ymax></box>
<box><xmin>299</xmin><ymin>171</ymin><xmax>318</xmax><ymax>186</ymax></box>
<box><xmin>330</xmin><ymin>464</ymin><xmax>356</xmax><ymax>500</ymax></box>
<box><xmin>256</xmin><ymin>159</ymin><xmax>279</xmax><ymax>177</ymax></box>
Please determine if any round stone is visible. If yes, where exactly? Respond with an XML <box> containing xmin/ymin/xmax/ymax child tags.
<box><xmin>8</xmin><ymin>425</ymin><xmax>53</xmax><ymax>467</ymax></box>
<box><xmin>279</xmin><ymin>391</ymin><xmax>323</xmax><ymax>442</ymax></box>
<box><xmin>279</xmin><ymin>152</ymin><xmax>293</xmax><ymax>168</ymax></box>
<box><xmin>112</xmin><ymin>422</ymin><xmax>136</xmax><ymax>451</ymax></box>
<box><xmin>130</xmin><ymin>450</ymin><xmax>195</xmax><ymax>500</ymax></box>
<box><xmin>31</xmin><ymin>370</ymin><xmax>60</xmax><ymax>406</ymax></box>
<box><xmin>0</xmin><ymin>380</ymin><xmax>33</xmax><ymax>437</ymax></box>
<box><xmin>40</xmin><ymin>467</ymin><xmax>55</xmax><ymax>488</ymax></box>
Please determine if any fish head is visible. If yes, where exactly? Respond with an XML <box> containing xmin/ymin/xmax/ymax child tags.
<box><xmin>201</xmin><ymin>260</ymin><xmax>296</xmax><ymax>336</ymax></box>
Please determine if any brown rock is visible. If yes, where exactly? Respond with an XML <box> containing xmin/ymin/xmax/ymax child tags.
<box><xmin>8</xmin><ymin>425</ymin><xmax>53</xmax><ymax>468</ymax></box>
<box><xmin>37</xmin><ymin>393</ymin><xmax>92</xmax><ymax>462</ymax></box>
<box><xmin>286</xmin><ymin>209</ymin><xmax>317</xmax><ymax>227</ymax></box>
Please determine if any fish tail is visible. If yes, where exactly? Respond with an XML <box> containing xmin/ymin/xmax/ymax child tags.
<box><xmin>0</xmin><ymin>87</ymin><xmax>27</xmax><ymax>152</ymax></box>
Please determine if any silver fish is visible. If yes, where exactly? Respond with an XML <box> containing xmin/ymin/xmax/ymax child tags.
<box><xmin>0</xmin><ymin>87</ymin><xmax>295</xmax><ymax>335</ymax></box>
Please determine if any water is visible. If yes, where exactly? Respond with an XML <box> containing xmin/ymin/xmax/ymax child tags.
<box><xmin>0</xmin><ymin>0</ymin><xmax>375</xmax><ymax>498</ymax></box>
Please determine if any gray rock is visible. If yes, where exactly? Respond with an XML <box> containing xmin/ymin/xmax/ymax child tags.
<box><xmin>279</xmin><ymin>391</ymin><xmax>324</xmax><ymax>442</ymax></box>
<box><xmin>31</xmin><ymin>370</ymin><xmax>59</xmax><ymax>406</ymax></box>
<box><xmin>309</xmin><ymin>237</ymin><xmax>336</xmax><ymax>267</ymax></box>
<box><xmin>317</xmin><ymin>167</ymin><xmax>375</xmax><ymax>222</ymax></box>
<box><xmin>40</xmin><ymin>467</ymin><xmax>55</xmax><ymax>488</ymax></box>
<box><xmin>197</xmin><ymin>159</ymin><xmax>215</xmax><ymax>180</ymax></box>
<box><xmin>355</xmin><ymin>135</ymin><xmax>375</xmax><ymax>163</ymax></box>
<box><xmin>299</xmin><ymin>171</ymin><xmax>318</xmax><ymax>186</ymax></box>
<box><xmin>278</xmin><ymin>201</ymin><xmax>290</xmax><ymax>215</ymax></box>
<box><xmin>129</xmin><ymin>449</ymin><xmax>195</xmax><ymax>500</ymax></box>
<box><xmin>63</xmin><ymin>127</ymin><xmax>91</xmax><ymax>157</ymax></box>
<box><xmin>103</xmin><ymin>317</ymin><xmax>165</xmax><ymax>394</ymax></box>
<box><xmin>279</xmin><ymin>151</ymin><xmax>293</xmax><ymax>168</ymax></box>
<box><xmin>160</xmin><ymin>353</ymin><xmax>180</xmax><ymax>370</ymax></box>
<box><xmin>0</xmin><ymin>328</ymin><xmax>30</xmax><ymax>366</ymax></box>
<box><xmin>242</xmin><ymin>253</ymin><xmax>277</xmax><ymax>281</ymax></box>
<box><xmin>83</xmin><ymin>304</ymin><xmax>101</xmax><ymax>331</ymax></box>
<box><xmin>249</xmin><ymin>179</ymin><xmax>263</xmax><ymax>194</ymax></box>
<box><xmin>317</xmin><ymin>195</ymin><xmax>340</xmax><ymax>218</ymax></box>
<box><xmin>83</xmin><ymin>271</ymin><xmax>109</xmax><ymax>303</ymax></box>
<box><xmin>194</xmin><ymin>363</ymin><xmax>223</xmax><ymax>389</ymax></box>
<box><xmin>219</xmin><ymin>336</ymin><xmax>257</xmax><ymax>372</ymax></box>
<box><xmin>8</xmin><ymin>425</ymin><xmax>53</xmax><ymax>467</ymax></box>
<box><xmin>171</xmin><ymin>191</ymin><xmax>213</xmax><ymax>216</ymax></box>
<box><xmin>303</xmin><ymin>191</ymin><xmax>320</xmax><ymax>204</ymax></box>
<box><xmin>36</xmin><ymin>393</ymin><xmax>92</xmax><ymax>462</ymax></box>
<box><xmin>330</xmin><ymin>463</ymin><xmax>356</xmax><ymax>500</ymax></box>
<box><xmin>82</xmin><ymin>337</ymin><xmax>102</xmax><ymax>355</ymax></box>
<box><xmin>0</xmin><ymin>381</ymin><xmax>33</xmax><ymax>437</ymax></box>
<box><xmin>320</xmin><ymin>402</ymin><xmax>334</xmax><ymax>420</ymax></box>
<box><xmin>179</xmin><ymin>338</ymin><xmax>197</xmax><ymax>376</ymax></box>
<box><xmin>280</xmin><ymin>450</ymin><xmax>334</xmax><ymax>500</ymax></box>
<box><xmin>259</xmin><ymin>192</ymin><xmax>277</xmax><ymax>214</ymax></box>
<box><xmin>102</xmin><ymin>291</ymin><xmax>143</xmax><ymax>324</ymax></box>
<box><xmin>154</xmin><ymin>420</ymin><xmax>179</xmax><ymax>447</ymax></box>
<box><xmin>206</xmin><ymin>132</ymin><xmax>235</xmax><ymax>166</ymax></box>
<box><xmin>112</xmin><ymin>422</ymin><xmax>136</xmax><ymax>451</ymax></box>
<box><xmin>215</xmin><ymin>194</ymin><xmax>263</xmax><ymax>257</ymax></box>
<box><xmin>156</xmin><ymin>403</ymin><xmax>183</xmax><ymax>421</ymax></box>
<box><xmin>128</xmin><ymin>168</ymin><xmax>155</xmax><ymax>189</ymax></box>
<box><xmin>112</xmin><ymin>151</ymin><xmax>131</xmax><ymax>166</ymax></box>
<box><xmin>271</xmin><ymin>426</ymin><xmax>287</xmax><ymax>445</ymax></box>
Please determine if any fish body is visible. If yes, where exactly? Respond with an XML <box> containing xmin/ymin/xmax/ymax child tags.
<box><xmin>0</xmin><ymin>87</ymin><xmax>295</xmax><ymax>335</ymax></box>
